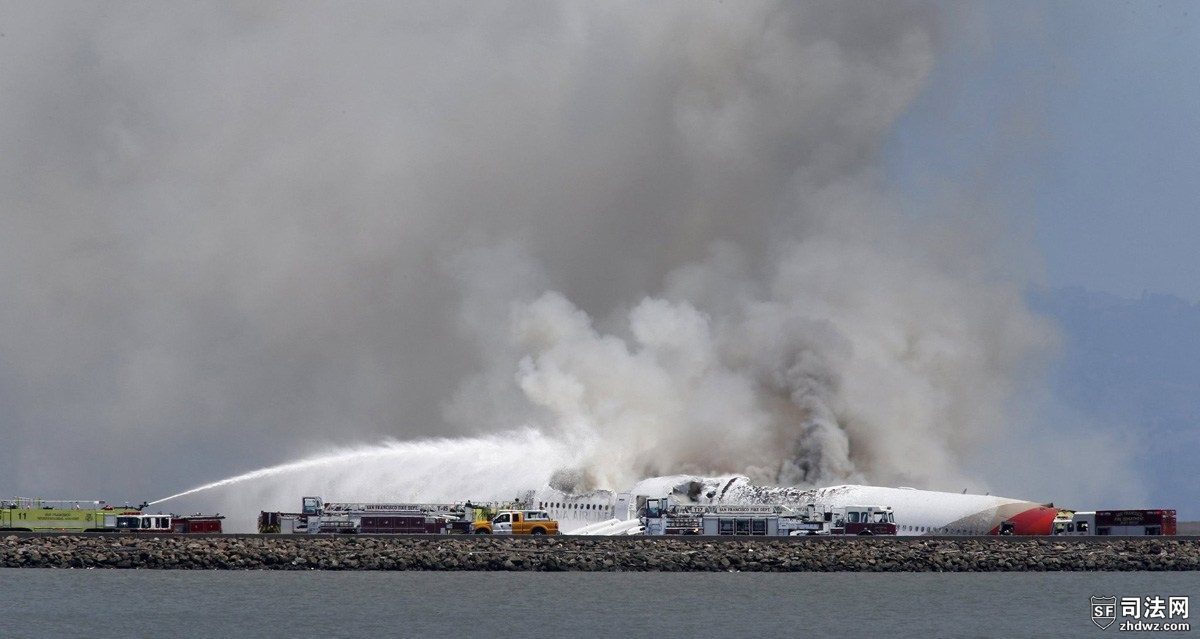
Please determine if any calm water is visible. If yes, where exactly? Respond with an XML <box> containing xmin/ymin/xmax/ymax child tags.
<box><xmin>1</xmin><ymin>569</ymin><xmax>1197</xmax><ymax>638</ymax></box>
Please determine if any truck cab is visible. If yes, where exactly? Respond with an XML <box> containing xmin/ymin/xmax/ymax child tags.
<box><xmin>114</xmin><ymin>514</ymin><xmax>173</xmax><ymax>532</ymax></box>
<box><xmin>1052</xmin><ymin>511</ymin><xmax>1094</xmax><ymax>536</ymax></box>
<box><xmin>641</xmin><ymin>498</ymin><xmax>702</xmax><ymax>536</ymax></box>
<box><xmin>471</xmin><ymin>510</ymin><xmax>558</xmax><ymax>535</ymax></box>
<box><xmin>832</xmin><ymin>505</ymin><xmax>897</xmax><ymax>535</ymax></box>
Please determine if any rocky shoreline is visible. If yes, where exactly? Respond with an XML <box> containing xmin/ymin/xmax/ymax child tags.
<box><xmin>3</xmin><ymin>534</ymin><xmax>1199</xmax><ymax>571</ymax></box>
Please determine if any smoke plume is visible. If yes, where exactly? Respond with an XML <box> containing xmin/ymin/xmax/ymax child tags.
<box><xmin>0</xmin><ymin>3</ymin><xmax>1057</xmax><ymax>523</ymax></box>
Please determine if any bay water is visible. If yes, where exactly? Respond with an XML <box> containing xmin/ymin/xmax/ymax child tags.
<box><xmin>1</xmin><ymin>569</ymin><xmax>1196</xmax><ymax>638</ymax></box>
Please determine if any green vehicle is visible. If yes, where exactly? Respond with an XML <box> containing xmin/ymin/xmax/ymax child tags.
<box><xmin>0</xmin><ymin>497</ymin><xmax>155</xmax><ymax>532</ymax></box>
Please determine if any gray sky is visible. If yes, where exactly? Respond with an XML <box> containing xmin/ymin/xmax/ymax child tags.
<box><xmin>1</xmin><ymin>2</ymin><xmax>1194</xmax><ymax>525</ymax></box>
<box><xmin>888</xmin><ymin>1</ymin><xmax>1200</xmax><ymax>302</ymax></box>
<box><xmin>1037</xmin><ymin>3</ymin><xmax>1200</xmax><ymax>302</ymax></box>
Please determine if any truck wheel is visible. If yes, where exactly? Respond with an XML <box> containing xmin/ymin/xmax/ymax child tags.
<box><xmin>475</xmin><ymin>529</ymin><xmax>491</xmax><ymax>534</ymax></box>
<box><xmin>857</xmin><ymin>530</ymin><xmax>874</xmax><ymax>536</ymax></box>
<box><xmin>532</xmin><ymin>528</ymin><xmax>545</xmax><ymax>535</ymax></box>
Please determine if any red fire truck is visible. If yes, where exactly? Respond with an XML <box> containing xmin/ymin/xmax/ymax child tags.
<box><xmin>1052</xmin><ymin>509</ymin><xmax>1177</xmax><ymax>536</ymax></box>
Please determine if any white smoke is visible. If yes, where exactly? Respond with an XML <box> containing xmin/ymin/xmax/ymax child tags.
<box><xmin>452</xmin><ymin>211</ymin><xmax>1053</xmax><ymax>495</ymax></box>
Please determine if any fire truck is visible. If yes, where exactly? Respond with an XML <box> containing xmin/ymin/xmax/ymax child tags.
<box><xmin>1</xmin><ymin>497</ymin><xmax>218</xmax><ymax>534</ymax></box>
<box><xmin>258</xmin><ymin>496</ymin><xmax>472</xmax><ymax>535</ymax></box>
<box><xmin>783</xmin><ymin>503</ymin><xmax>897</xmax><ymax>536</ymax></box>
<box><xmin>1</xmin><ymin>497</ymin><xmax>139</xmax><ymax>532</ymax></box>
<box><xmin>640</xmin><ymin>498</ymin><xmax>897</xmax><ymax>536</ymax></box>
<box><xmin>1051</xmin><ymin>509</ymin><xmax>1177</xmax><ymax>536</ymax></box>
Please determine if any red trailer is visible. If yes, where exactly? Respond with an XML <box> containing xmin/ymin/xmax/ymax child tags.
<box><xmin>172</xmin><ymin>515</ymin><xmax>224</xmax><ymax>534</ymax></box>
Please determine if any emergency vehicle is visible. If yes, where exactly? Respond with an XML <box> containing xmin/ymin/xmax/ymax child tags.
<box><xmin>640</xmin><ymin>498</ymin><xmax>897</xmax><ymax>536</ymax></box>
<box><xmin>1051</xmin><ymin>509</ymin><xmax>1177</xmax><ymax>536</ymax></box>
<box><xmin>469</xmin><ymin>510</ymin><xmax>559</xmax><ymax>535</ymax></box>
<box><xmin>259</xmin><ymin>496</ymin><xmax>472</xmax><ymax>534</ymax></box>
<box><xmin>0</xmin><ymin>497</ymin><xmax>217</xmax><ymax>534</ymax></box>
<box><xmin>0</xmin><ymin>497</ymin><xmax>136</xmax><ymax>532</ymax></box>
